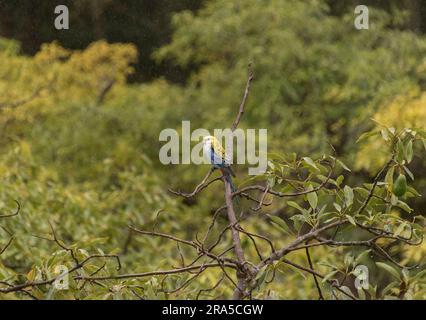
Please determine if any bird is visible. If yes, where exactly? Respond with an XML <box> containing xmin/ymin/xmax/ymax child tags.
<box><xmin>202</xmin><ymin>135</ymin><xmax>236</xmax><ymax>192</ymax></box>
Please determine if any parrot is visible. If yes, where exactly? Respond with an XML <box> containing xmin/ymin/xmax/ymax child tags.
<box><xmin>202</xmin><ymin>135</ymin><xmax>236</xmax><ymax>192</ymax></box>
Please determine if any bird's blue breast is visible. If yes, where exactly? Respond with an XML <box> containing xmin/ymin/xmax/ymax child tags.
<box><xmin>203</xmin><ymin>141</ymin><xmax>228</xmax><ymax>168</ymax></box>
<box><xmin>210</xmin><ymin>146</ymin><xmax>227</xmax><ymax>168</ymax></box>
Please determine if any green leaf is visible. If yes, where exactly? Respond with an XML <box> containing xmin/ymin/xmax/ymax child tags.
<box><xmin>254</xmin><ymin>265</ymin><xmax>271</xmax><ymax>288</ymax></box>
<box><xmin>323</xmin><ymin>216</ymin><xmax>339</xmax><ymax>224</ymax></box>
<box><xmin>238</xmin><ymin>174</ymin><xmax>267</xmax><ymax>188</ymax></box>
<box><xmin>333</xmin><ymin>203</ymin><xmax>342</xmax><ymax>212</ymax></box>
<box><xmin>322</xmin><ymin>270</ymin><xmax>338</xmax><ymax>283</ymax></box>
<box><xmin>367</xmin><ymin>284</ymin><xmax>377</xmax><ymax>297</ymax></box>
<box><xmin>267</xmin><ymin>153</ymin><xmax>287</xmax><ymax>162</ymax></box>
<box><xmin>376</xmin><ymin>262</ymin><xmax>400</xmax><ymax>280</ymax></box>
<box><xmin>255</xmin><ymin>265</ymin><xmax>268</xmax><ymax>281</ymax></box>
<box><xmin>267</xmin><ymin>176</ymin><xmax>276</xmax><ymax>188</ymax></box>
<box><xmin>345</xmin><ymin>214</ymin><xmax>356</xmax><ymax>226</ymax></box>
<box><xmin>301</xmin><ymin>208</ymin><xmax>313</xmax><ymax>223</ymax></box>
<box><xmin>302</xmin><ymin>157</ymin><xmax>319</xmax><ymax>172</ymax></box>
<box><xmin>381</xmin><ymin>281</ymin><xmax>400</xmax><ymax>295</ymax></box>
<box><xmin>334</xmin><ymin>175</ymin><xmax>344</xmax><ymax>187</ymax></box>
<box><xmin>406</xmin><ymin>186</ymin><xmax>421</xmax><ymax>197</ymax></box>
<box><xmin>403</xmin><ymin>166</ymin><xmax>414</xmax><ymax>181</ymax></box>
<box><xmin>289</xmin><ymin>214</ymin><xmax>306</xmax><ymax>230</ymax></box>
<box><xmin>402</xmin><ymin>268</ymin><xmax>410</xmax><ymax>282</ymax></box>
<box><xmin>337</xmin><ymin>159</ymin><xmax>351</xmax><ymax>172</ymax></box>
<box><xmin>396</xmin><ymin>140</ymin><xmax>405</xmax><ymax>163</ymax></box>
<box><xmin>357</xmin><ymin>288</ymin><xmax>366</xmax><ymax>300</ymax></box>
<box><xmin>354</xmin><ymin>187</ymin><xmax>369</xmax><ymax>198</ymax></box>
<box><xmin>380</xmin><ymin>129</ymin><xmax>390</xmax><ymax>142</ymax></box>
<box><xmin>356</xmin><ymin>130</ymin><xmax>379</xmax><ymax>143</ymax></box>
<box><xmin>405</xmin><ymin>140</ymin><xmax>413</xmax><ymax>163</ymax></box>
<box><xmin>317</xmin><ymin>204</ymin><xmax>327</xmax><ymax>217</ymax></box>
<box><xmin>307</xmin><ymin>191</ymin><xmax>318</xmax><ymax>209</ymax></box>
<box><xmin>287</xmin><ymin>201</ymin><xmax>305</xmax><ymax>213</ymax></box>
<box><xmin>393</xmin><ymin>222</ymin><xmax>406</xmax><ymax>237</ymax></box>
<box><xmin>396</xmin><ymin>200</ymin><xmax>412</xmax><ymax>213</ymax></box>
<box><xmin>344</xmin><ymin>253</ymin><xmax>354</xmax><ymax>267</ymax></box>
<box><xmin>384</xmin><ymin>166</ymin><xmax>394</xmax><ymax>189</ymax></box>
<box><xmin>344</xmin><ymin>185</ymin><xmax>354</xmax><ymax>207</ymax></box>
<box><xmin>355</xmin><ymin>249</ymin><xmax>372</xmax><ymax>264</ymax></box>
<box><xmin>269</xmin><ymin>215</ymin><xmax>292</xmax><ymax>235</ymax></box>
<box><xmin>413</xmin><ymin>268</ymin><xmax>426</xmax><ymax>281</ymax></box>
<box><xmin>317</xmin><ymin>174</ymin><xmax>337</xmax><ymax>186</ymax></box>
<box><xmin>391</xmin><ymin>194</ymin><xmax>398</xmax><ymax>205</ymax></box>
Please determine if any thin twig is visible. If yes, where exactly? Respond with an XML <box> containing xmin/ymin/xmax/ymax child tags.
<box><xmin>231</xmin><ymin>64</ymin><xmax>254</xmax><ymax>132</ymax></box>
<box><xmin>305</xmin><ymin>243</ymin><xmax>324</xmax><ymax>300</ymax></box>
<box><xmin>0</xmin><ymin>200</ymin><xmax>20</xmax><ymax>218</ymax></box>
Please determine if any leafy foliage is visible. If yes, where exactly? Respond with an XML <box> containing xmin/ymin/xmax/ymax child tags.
<box><xmin>0</xmin><ymin>0</ymin><xmax>425</xmax><ymax>300</ymax></box>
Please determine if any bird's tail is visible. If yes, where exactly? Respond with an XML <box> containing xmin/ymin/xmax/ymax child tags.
<box><xmin>227</xmin><ymin>174</ymin><xmax>240</xmax><ymax>206</ymax></box>
<box><xmin>226</xmin><ymin>174</ymin><xmax>237</xmax><ymax>193</ymax></box>
<box><xmin>221</xmin><ymin>168</ymin><xmax>237</xmax><ymax>193</ymax></box>
<box><xmin>228</xmin><ymin>166</ymin><xmax>236</xmax><ymax>178</ymax></box>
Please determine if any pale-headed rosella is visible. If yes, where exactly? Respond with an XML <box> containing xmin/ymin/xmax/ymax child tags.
<box><xmin>202</xmin><ymin>135</ymin><xmax>236</xmax><ymax>192</ymax></box>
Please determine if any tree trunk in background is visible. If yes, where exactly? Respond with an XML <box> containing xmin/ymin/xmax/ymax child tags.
<box><xmin>404</xmin><ymin>0</ymin><xmax>423</xmax><ymax>32</ymax></box>
<box><xmin>90</xmin><ymin>0</ymin><xmax>108</xmax><ymax>39</ymax></box>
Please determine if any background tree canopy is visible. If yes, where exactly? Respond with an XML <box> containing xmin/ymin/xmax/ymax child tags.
<box><xmin>0</xmin><ymin>0</ymin><xmax>425</xmax><ymax>299</ymax></box>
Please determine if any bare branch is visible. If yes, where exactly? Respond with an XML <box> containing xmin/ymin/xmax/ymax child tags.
<box><xmin>96</xmin><ymin>78</ymin><xmax>116</xmax><ymax>106</ymax></box>
<box><xmin>233</xmin><ymin>158</ymin><xmax>335</xmax><ymax>200</ymax></box>
<box><xmin>251</xmin><ymin>185</ymin><xmax>270</xmax><ymax>211</ymax></box>
<box><xmin>0</xmin><ymin>200</ymin><xmax>20</xmax><ymax>218</ymax></box>
<box><xmin>355</xmin><ymin>156</ymin><xmax>395</xmax><ymax>216</ymax></box>
<box><xmin>231</xmin><ymin>64</ymin><xmax>254</xmax><ymax>132</ymax></box>
<box><xmin>169</xmin><ymin>168</ymin><xmax>221</xmax><ymax>198</ymax></box>
<box><xmin>258</xmin><ymin>219</ymin><xmax>348</xmax><ymax>268</ymax></box>
<box><xmin>196</xmin><ymin>273</ymin><xmax>225</xmax><ymax>300</ymax></box>
<box><xmin>75</xmin><ymin>263</ymin><xmax>236</xmax><ymax>282</ymax></box>
<box><xmin>129</xmin><ymin>225</ymin><xmax>197</xmax><ymax>249</ymax></box>
<box><xmin>304</xmin><ymin>244</ymin><xmax>324</xmax><ymax>300</ymax></box>
<box><xmin>280</xmin><ymin>258</ymin><xmax>357</xmax><ymax>300</ymax></box>
<box><xmin>0</xmin><ymin>236</ymin><xmax>14</xmax><ymax>256</ymax></box>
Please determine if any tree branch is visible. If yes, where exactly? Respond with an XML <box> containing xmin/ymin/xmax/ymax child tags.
<box><xmin>231</xmin><ymin>64</ymin><xmax>254</xmax><ymax>132</ymax></box>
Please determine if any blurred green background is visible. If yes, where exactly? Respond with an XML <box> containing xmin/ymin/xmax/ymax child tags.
<box><xmin>0</xmin><ymin>0</ymin><xmax>425</xmax><ymax>299</ymax></box>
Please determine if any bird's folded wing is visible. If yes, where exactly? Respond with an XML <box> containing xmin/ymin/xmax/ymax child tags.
<box><xmin>212</xmin><ymin>139</ymin><xmax>231</xmax><ymax>165</ymax></box>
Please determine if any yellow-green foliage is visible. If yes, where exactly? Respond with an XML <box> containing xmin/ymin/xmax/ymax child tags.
<box><xmin>0</xmin><ymin>40</ymin><xmax>137</xmax><ymax>123</ymax></box>
<box><xmin>356</xmin><ymin>89</ymin><xmax>426</xmax><ymax>172</ymax></box>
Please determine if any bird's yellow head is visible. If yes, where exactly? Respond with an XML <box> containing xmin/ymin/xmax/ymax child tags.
<box><xmin>203</xmin><ymin>135</ymin><xmax>219</xmax><ymax>146</ymax></box>
<box><xmin>203</xmin><ymin>135</ymin><xmax>214</xmax><ymax>143</ymax></box>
